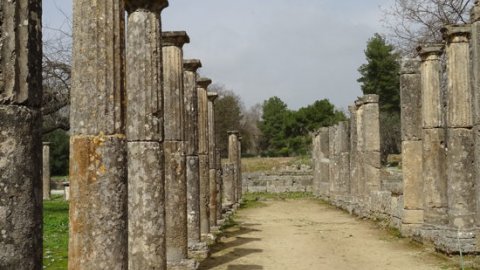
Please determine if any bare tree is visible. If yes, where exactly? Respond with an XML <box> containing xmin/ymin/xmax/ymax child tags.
<box><xmin>42</xmin><ymin>11</ymin><xmax>72</xmax><ymax>133</ymax></box>
<box><xmin>382</xmin><ymin>0</ymin><xmax>473</xmax><ymax>54</ymax></box>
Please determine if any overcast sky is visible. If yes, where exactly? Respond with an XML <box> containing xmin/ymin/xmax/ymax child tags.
<box><xmin>43</xmin><ymin>0</ymin><xmax>394</xmax><ymax>111</ymax></box>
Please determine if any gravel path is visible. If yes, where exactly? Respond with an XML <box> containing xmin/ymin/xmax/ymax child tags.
<box><xmin>200</xmin><ymin>199</ymin><xmax>456</xmax><ymax>270</ymax></box>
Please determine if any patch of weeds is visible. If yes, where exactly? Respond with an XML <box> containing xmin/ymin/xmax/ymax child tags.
<box><xmin>220</xmin><ymin>215</ymin><xmax>239</xmax><ymax>231</ymax></box>
<box><xmin>43</xmin><ymin>195</ymin><xmax>69</xmax><ymax>269</ymax></box>
<box><xmin>386</xmin><ymin>226</ymin><xmax>404</xmax><ymax>239</ymax></box>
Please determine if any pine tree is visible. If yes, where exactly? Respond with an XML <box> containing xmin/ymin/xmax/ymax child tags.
<box><xmin>357</xmin><ymin>33</ymin><xmax>401</xmax><ymax>113</ymax></box>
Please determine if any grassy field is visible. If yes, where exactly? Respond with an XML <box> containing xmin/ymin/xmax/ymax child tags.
<box><xmin>240</xmin><ymin>156</ymin><xmax>312</xmax><ymax>173</ymax></box>
<box><xmin>43</xmin><ymin>195</ymin><xmax>69</xmax><ymax>269</ymax></box>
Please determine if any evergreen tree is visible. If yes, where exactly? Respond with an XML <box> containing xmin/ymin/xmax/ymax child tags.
<box><xmin>357</xmin><ymin>33</ymin><xmax>401</xmax><ymax>113</ymax></box>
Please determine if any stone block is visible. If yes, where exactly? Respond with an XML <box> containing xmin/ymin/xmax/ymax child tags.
<box><xmin>0</xmin><ymin>105</ymin><xmax>42</xmax><ymax>269</ymax></box>
<box><xmin>164</xmin><ymin>141</ymin><xmax>188</xmax><ymax>262</ymax></box>
<box><xmin>422</xmin><ymin>128</ymin><xmax>448</xmax><ymax>226</ymax></box>
<box><xmin>127</xmin><ymin>142</ymin><xmax>165</xmax><ymax>269</ymax></box>
<box><xmin>403</xmin><ymin>209</ymin><xmax>424</xmax><ymax>224</ymax></box>
<box><xmin>400</xmin><ymin>68</ymin><xmax>422</xmax><ymax>141</ymax></box>
<box><xmin>402</xmin><ymin>141</ymin><xmax>423</xmax><ymax>210</ymax></box>
<box><xmin>446</xmin><ymin>128</ymin><xmax>475</xmax><ymax>230</ymax></box>
<box><xmin>69</xmin><ymin>135</ymin><xmax>128</xmax><ymax>269</ymax></box>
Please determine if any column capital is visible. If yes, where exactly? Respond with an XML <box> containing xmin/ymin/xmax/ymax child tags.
<box><xmin>360</xmin><ymin>94</ymin><xmax>379</xmax><ymax>104</ymax></box>
<box><xmin>442</xmin><ymin>25</ymin><xmax>471</xmax><ymax>43</ymax></box>
<box><xmin>125</xmin><ymin>0</ymin><xmax>168</xmax><ymax>13</ymax></box>
<box><xmin>228</xmin><ymin>130</ymin><xmax>240</xmax><ymax>136</ymax></box>
<box><xmin>42</xmin><ymin>141</ymin><xmax>51</xmax><ymax>146</ymax></box>
<box><xmin>417</xmin><ymin>44</ymin><xmax>444</xmax><ymax>61</ymax></box>
<box><xmin>400</xmin><ymin>58</ymin><xmax>420</xmax><ymax>75</ymax></box>
<box><xmin>183</xmin><ymin>59</ymin><xmax>202</xmax><ymax>72</ymax></box>
<box><xmin>197</xmin><ymin>77</ymin><xmax>212</xmax><ymax>89</ymax></box>
<box><xmin>162</xmin><ymin>31</ymin><xmax>190</xmax><ymax>47</ymax></box>
<box><xmin>207</xmin><ymin>92</ymin><xmax>219</xmax><ymax>102</ymax></box>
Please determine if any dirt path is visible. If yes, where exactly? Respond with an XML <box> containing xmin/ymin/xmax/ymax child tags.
<box><xmin>200</xmin><ymin>199</ymin><xmax>456</xmax><ymax>270</ymax></box>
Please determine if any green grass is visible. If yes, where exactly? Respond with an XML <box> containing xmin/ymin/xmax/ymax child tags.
<box><xmin>43</xmin><ymin>195</ymin><xmax>69</xmax><ymax>269</ymax></box>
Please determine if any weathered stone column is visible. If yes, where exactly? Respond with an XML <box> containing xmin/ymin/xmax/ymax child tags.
<box><xmin>360</xmin><ymin>95</ymin><xmax>381</xmax><ymax>194</ymax></box>
<box><xmin>183</xmin><ymin>59</ymin><xmax>202</xmax><ymax>250</ymax></box>
<box><xmin>215</xmin><ymin>148</ymin><xmax>223</xmax><ymax>220</ymax></box>
<box><xmin>354</xmin><ymin>99</ymin><xmax>366</xmax><ymax>198</ymax></box>
<box><xmin>0</xmin><ymin>0</ymin><xmax>43</xmax><ymax>268</ymax></box>
<box><xmin>440</xmin><ymin>25</ymin><xmax>476</xmax><ymax>253</ymax></box>
<box><xmin>470</xmin><ymin>2</ymin><xmax>480</xmax><ymax>252</ymax></box>
<box><xmin>238</xmin><ymin>136</ymin><xmax>243</xmax><ymax>200</ymax></box>
<box><xmin>207</xmin><ymin>92</ymin><xmax>219</xmax><ymax>227</ymax></box>
<box><xmin>69</xmin><ymin>0</ymin><xmax>128</xmax><ymax>268</ymax></box>
<box><xmin>228</xmin><ymin>131</ymin><xmax>240</xmax><ymax>204</ymax></box>
<box><xmin>328</xmin><ymin>122</ymin><xmax>350</xmax><ymax>201</ymax></box>
<box><xmin>162</xmin><ymin>31</ymin><xmax>197</xmax><ymax>268</ymax></box>
<box><xmin>197</xmin><ymin>77</ymin><xmax>212</xmax><ymax>236</ymax></box>
<box><xmin>312</xmin><ymin>131</ymin><xmax>321</xmax><ymax>197</ymax></box>
<box><xmin>348</xmin><ymin>105</ymin><xmax>359</xmax><ymax>198</ymax></box>
<box><xmin>316</xmin><ymin>127</ymin><xmax>330</xmax><ymax>199</ymax></box>
<box><xmin>417</xmin><ymin>44</ymin><xmax>448</xmax><ymax>243</ymax></box>
<box><xmin>399</xmin><ymin>58</ymin><xmax>424</xmax><ymax>236</ymax></box>
<box><xmin>43</xmin><ymin>142</ymin><xmax>51</xmax><ymax>200</ymax></box>
<box><xmin>125</xmin><ymin>1</ymin><xmax>168</xmax><ymax>268</ymax></box>
<box><xmin>222</xmin><ymin>162</ymin><xmax>236</xmax><ymax>205</ymax></box>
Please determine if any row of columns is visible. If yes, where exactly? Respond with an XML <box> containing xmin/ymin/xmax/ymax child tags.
<box><xmin>0</xmin><ymin>0</ymin><xmax>244</xmax><ymax>269</ymax></box>
<box><xmin>312</xmin><ymin>94</ymin><xmax>381</xmax><ymax>212</ymax></box>
<box><xmin>399</xmin><ymin>20</ymin><xmax>477</xmax><ymax>253</ymax></box>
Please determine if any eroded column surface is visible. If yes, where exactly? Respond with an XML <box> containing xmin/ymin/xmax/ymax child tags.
<box><xmin>237</xmin><ymin>136</ymin><xmax>243</xmax><ymax>200</ymax></box>
<box><xmin>183</xmin><ymin>59</ymin><xmax>202</xmax><ymax>247</ymax></box>
<box><xmin>162</xmin><ymin>31</ymin><xmax>193</xmax><ymax>266</ymax></box>
<box><xmin>69</xmin><ymin>0</ymin><xmax>128</xmax><ymax>269</ymax></box>
<box><xmin>312</xmin><ymin>132</ymin><xmax>321</xmax><ymax>197</ymax></box>
<box><xmin>317</xmin><ymin>127</ymin><xmax>330</xmax><ymax>199</ymax></box>
<box><xmin>400</xmin><ymin>58</ymin><xmax>424</xmax><ymax>235</ymax></box>
<box><xmin>348</xmin><ymin>105</ymin><xmax>359</xmax><ymax>198</ymax></box>
<box><xmin>215</xmin><ymin>148</ymin><xmax>223</xmax><ymax>220</ymax></box>
<box><xmin>207</xmin><ymin>92</ymin><xmax>219</xmax><ymax>226</ymax></box>
<box><xmin>197</xmin><ymin>77</ymin><xmax>212</xmax><ymax>236</ymax></box>
<box><xmin>360</xmin><ymin>95</ymin><xmax>381</xmax><ymax>194</ymax></box>
<box><xmin>471</xmin><ymin>3</ymin><xmax>480</xmax><ymax>251</ymax></box>
<box><xmin>418</xmin><ymin>44</ymin><xmax>448</xmax><ymax>242</ymax></box>
<box><xmin>0</xmin><ymin>2</ymin><xmax>43</xmax><ymax>268</ymax></box>
<box><xmin>222</xmin><ymin>162</ymin><xmax>236</xmax><ymax>205</ymax></box>
<box><xmin>441</xmin><ymin>25</ymin><xmax>476</xmax><ymax>253</ymax></box>
<box><xmin>328</xmin><ymin>122</ymin><xmax>350</xmax><ymax>200</ymax></box>
<box><xmin>43</xmin><ymin>142</ymin><xmax>51</xmax><ymax>200</ymax></box>
<box><xmin>125</xmin><ymin>1</ymin><xmax>167</xmax><ymax>268</ymax></box>
<box><xmin>228</xmin><ymin>131</ymin><xmax>240</xmax><ymax>203</ymax></box>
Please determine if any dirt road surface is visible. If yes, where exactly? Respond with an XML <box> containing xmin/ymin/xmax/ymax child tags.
<box><xmin>200</xmin><ymin>199</ymin><xmax>456</xmax><ymax>270</ymax></box>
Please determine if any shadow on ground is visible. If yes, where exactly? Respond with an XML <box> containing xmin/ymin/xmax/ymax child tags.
<box><xmin>199</xmin><ymin>223</ymin><xmax>263</xmax><ymax>270</ymax></box>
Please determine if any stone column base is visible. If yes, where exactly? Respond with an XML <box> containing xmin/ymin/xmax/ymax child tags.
<box><xmin>434</xmin><ymin>228</ymin><xmax>476</xmax><ymax>254</ymax></box>
<box><xmin>167</xmin><ymin>259</ymin><xmax>199</xmax><ymax>270</ymax></box>
<box><xmin>188</xmin><ymin>242</ymin><xmax>209</xmax><ymax>261</ymax></box>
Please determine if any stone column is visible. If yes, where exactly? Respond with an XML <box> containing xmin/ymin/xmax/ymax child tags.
<box><xmin>348</xmin><ymin>105</ymin><xmax>359</xmax><ymax>198</ymax></box>
<box><xmin>125</xmin><ymin>1</ymin><xmax>168</xmax><ymax>268</ymax></box>
<box><xmin>216</xmin><ymin>148</ymin><xmax>224</xmax><ymax>220</ymax></box>
<box><xmin>228</xmin><ymin>131</ymin><xmax>240</xmax><ymax>204</ymax></box>
<box><xmin>43</xmin><ymin>142</ymin><xmax>51</xmax><ymax>200</ymax></box>
<box><xmin>470</xmin><ymin>2</ymin><xmax>480</xmax><ymax>251</ymax></box>
<box><xmin>222</xmin><ymin>162</ymin><xmax>236</xmax><ymax>205</ymax></box>
<box><xmin>207</xmin><ymin>92</ymin><xmax>219</xmax><ymax>227</ymax></box>
<box><xmin>197</xmin><ymin>77</ymin><xmax>212</xmax><ymax>236</ymax></box>
<box><xmin>0</xmin><ymin>0</ymin><xmax>43</xmax><ymax>268</ymax></box>
<box><xmin>317</xmin><ymin>127</ymin><xmax>330</xmax><ymax>199</ymax></box>
<box><xmin>360</xmin><ymin>95</ymin><xmax>381</xmax><ymax>194</ymax></box>
<box><xmin>312</xmin><ymin>132</ymin><xmax>321</xmax><ymax>197</ymax></box>
<box><xmin>417</xmin><ymin>44</ymin><xmax>448</xmax><ymax>243</ymax></box>
<box><xmin>354</xmin><ymin>99</ymin><xmax>366</xmax><ymax>198</ymax></box>
<box><xmin>162</xmin><ymin>31</ymin><xmax>196</xmax><ymax>268</ymax></box>
<box><xmin>238</xmin><ymin>136</ymin><xmax>243</xmax><ymax>200</ymax></box>
<box><xmin>328</xmin><ymin>123</ymin><xmax>350</xmax><ymax>201</ymax></box>
<box><xmin>441</xmin><ymin>25</ymin><xmax>476</xmax><ymax>253</ymax></box>
<box><xmin>399</xmin><ymin>58</ymin><xmax>424</xmax><ymax>236</ymax></box>
<box><xmin>183</xmin><ymin>59</ymin><xmax>202</xmax><ymax>249</ymax></box>
<box><xmin>69</xmin><ymin>1</ymin><xmax>128</xmax><ymax>268</ymax></box>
